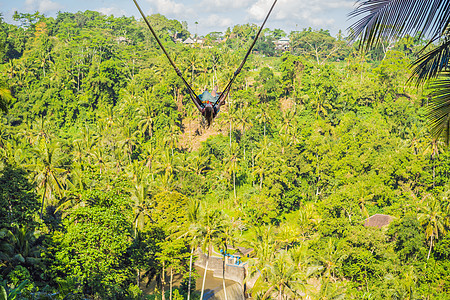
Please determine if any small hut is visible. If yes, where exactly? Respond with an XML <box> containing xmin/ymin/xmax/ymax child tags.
<box><xmin>364</xmin><ymin>214</ymin><xmax>394</xmax><ymax>229</ymax></box>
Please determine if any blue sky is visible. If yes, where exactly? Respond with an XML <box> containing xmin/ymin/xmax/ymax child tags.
<box><xmin>0</xmin><ymin>0</ymin><xmax>357</xmax><ymax>36</ymax></box>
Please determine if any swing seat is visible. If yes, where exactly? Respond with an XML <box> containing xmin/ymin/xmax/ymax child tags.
<box><xmin>199</xmin><ymin>91</ymin><xmax>220</xmax><ymax>107</ymax></box>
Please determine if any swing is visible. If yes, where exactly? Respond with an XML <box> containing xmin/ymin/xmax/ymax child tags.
<box><xmin>132</xmin><ymin>0</ymin><xmax>278</xmax><ymax>126</ymax></box>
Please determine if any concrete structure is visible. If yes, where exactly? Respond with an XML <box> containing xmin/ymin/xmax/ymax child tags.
<box><xmin>195</xmin><ymin>250</ymin><xmax>246</xmax><ymax>283</ymax></box>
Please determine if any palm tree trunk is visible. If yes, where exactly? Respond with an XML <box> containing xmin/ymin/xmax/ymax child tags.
<box><xmin>39</xmin><ymin>183</ymin><xmax>47</xmax><ymax>218</ymax></box>
<box><xmin>230</xmin><ymin>119</ymin><xmax>232</xmax><ymax>147</ymax></box>
<box><xmin>233</xmin><ymin>171</ymin><xmax>236</xmax><ymax>200</ymax></box>
<box><xmin>162</xmin><ymin>262</ymin><xmax>166</xmax><ymax>300</ymax></box>
<box><xmin>170</xmin><ymin>267</ymin><xmax>173</xmax><ymax>300</ymax></box>
<box><xmin>427</xmin><ymin>235</ymin><xmax>433</xmax><ymax>260</ymax></box>
<box><xmin>252</xmin><ymin>149</ymin><xmax>255</xmax><ymax>187</ymax></box>
<box><xmin>222</xmin><ymin>255</ymin><xmax>228</xmax><ymax>300</ymax></box>
<box><xmin>260</xmin><ymin>173</ymin><xmax>263</xmax><ymax>189</ymax></box>
<box><xmin>137</xmin><ymin>268</ymin><xmax>140</xmax><ymax>289</ymax></box>
<box><xmin>187</xmin><ymin>247</ymin><xmax>194</xmax><ymax>300</ymax></box>
<box><xmin>200</xmin><ymin>255</ymin><xmax>209</xmax><ymax>300</ymax></box>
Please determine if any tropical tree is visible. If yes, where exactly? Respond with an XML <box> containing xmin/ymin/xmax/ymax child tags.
<box><xmin>418</xmin><ymin>194</ymin><xmax>447</xmax><ymax>260</ymax></box>
<box><xmin>317</xmin><ymin>238</ymin><xmax>345</xmax><ymax>282</ymax></box>
<box><xmin>0</xmin><ymin>164</ymin><xmax>39</xmax><ymax>228</ymax></box>
<box><xmin>308</xmin><ymin>276</ymin><xmax>346</xmax><ymax>300</ymax></box>
<box><xmin>128</xmin><ymin>161</ymin><xmax>152</xmax><ymax>236</ymax></box>
<box><xmin>0</xmin><ymin>79</ymin><xmax>13</xmax><ymax>113</ymax></box>
<box><xmin>247</xmin><ymin>226</ymin><xmax>279</xmax><ymax>281</ymax></box>
<box><xmin>29</xmin><ymin>140</ymin><xmax>66</xmax><ymax>217</ymax></box>
<box><xmin>349</xmin><ymin>0</ymin><xmax>450</xmax><ymax>143</ymax></box>
<box><xmin>193</xmin><ymin>209</ymin><xmax>225</xmax><ymax>300</ymax></box>
<box><xmin>257</xmin><ymin>250</ymin><xmax>303</xmax><ymax>300</ymax></box>
<box><xmin>184</xmin><ymin>198</ymin><xmax>201</xmax><ymax>300</ymax></box>
<box><xmin>216</xmin><ymin>216</ymin><xmax>238</xmax><ymax>300</ymax></box>
<box><xmin>224</xmin><ymin>142</ymin><xmax>240</xmax><ymax>200</ymax></box>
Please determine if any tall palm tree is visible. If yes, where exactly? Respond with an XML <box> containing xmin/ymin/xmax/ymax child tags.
<box><xmin>128</xmin><ymin>161</ymin><xmax>152</xmax><ymax>236</ymax></box>
<box><xmin>423</xmin><ymin>137</ymin><xmax>444</xmax><ymax>187</ymax></box>
<box><xmin>418</xmin><ymin>194</ymin><xmax>447</xmax><ymax>260</ymax></box>
<box><xmin>216</xmin><ymin>216</ymin><xmax>238</xmax><ymax>300</ymax></box>
<box><xmin>276</xmin><ymin>223</ymin><xmax>301</xmax><ymax>251</ymax></box>
<box><xmin>137</xmin><ymin>90</ymin><xmax>156</xmax><ymax>139</ymax></box>
<box><xmin>259</xmin><ymin>250</ymin><xmax>303</xmax><ymax>300</ymax></box>
<box><xmin>256</xmin><ymin>103</ymin><xmax>272</xmax><ymax>138</ymax></box>
<box><xmin>224</xmin><ymin>142</ymin><xmax>240</xmax><ymax>200</ymax></box>
<box><xmin>349</xmin><ymin>0</ymin><xmax>450</xmax><ymax>143</ymax></box>
<box><xmin>317</xmin><ymin>238</ymin><xmax>345</xmax><ymax>282</ymax></box>
<box><xmin>184</xmin><ymin>198</ymin><xmax>201</xmax><ymax>300</ymax></box>
<box><xmin>308</xmin><ymin>276</ymin><xmax>346</xmax><ymax>300</ymax></box>
<box><xmin>119</xmin><ymin>125</ymin><xmax>139</xmax><ymax>164</ymax></box>
<box><xmin>247</xmin><ymin>226</ymin><xmax>279</xmax><ymax>283</ymax></box>
<box><xmin>30</xmin><ymin>141</ymin><xmax>67</xmax><ymax>217</ymax></box>
<box><xmin>254</xmin><ymin>136</ymin><xmax>273</xmax><ymax>188</ymax></box>
<box><xmin>193</xmin><ymin>209</ymin><xmax>225</xmax><ymax>300</ymax></box>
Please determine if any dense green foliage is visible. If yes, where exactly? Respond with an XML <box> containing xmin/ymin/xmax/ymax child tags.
<box><xmin>0</xmin><ymin>9</ymin><xmax>449</xmax><ymax>299</ymax></box>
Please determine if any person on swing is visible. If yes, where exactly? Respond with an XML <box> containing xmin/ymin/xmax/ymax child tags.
<box><xmin>133</xmin><ymin>0</ymin><xmax>277</xmax><ymax>128</ymax></box>
<box><xmin>197</xmin><ymin>86</ymin><xmax>225</xmax><ymax>127</ymax></box>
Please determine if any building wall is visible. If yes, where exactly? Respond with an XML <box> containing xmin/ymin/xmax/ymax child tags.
<box><xmin>194</xmin><ymin>250</ymin><xmax>246</xmax><ymax>283</ymax></box>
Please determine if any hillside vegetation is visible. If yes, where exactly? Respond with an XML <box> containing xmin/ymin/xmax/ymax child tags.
<box><xmin>0</xmin><ymin>10</ymin><xmax>449</xmax><ymax>300</ymax></box>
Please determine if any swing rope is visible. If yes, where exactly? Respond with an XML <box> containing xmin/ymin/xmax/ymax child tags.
<box><xmin>132</xmin><ymin>0</ymin><xmax>278</xmax><ymax>112</ymax></box>
<box><xmin>215</xmin><ymin>0</ymin><xmax>278</xmax><ymax>109</ymax></box>
<box><xmin>132</xmin><ymin>0</ymin><xmax>203</xmax><ymax>111</ymax></box>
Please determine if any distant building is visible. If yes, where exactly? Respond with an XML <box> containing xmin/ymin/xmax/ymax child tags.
<box><xmin>274</xmin><ymin>37</ymin><xmax>290</xmax><ymax>51</ymax></box>
<box><xmin>183</xmin><ymin>37</ymin><xmax>195</xmax><ymax>44</ymax></box>
<box><xmin>364</xmin><ymin>214</ymin><xmax>394</xmax><ymax>229</ymax></box>
<box><xmin>195</xmin><ymin>38</ymin><xmax>204</xmax><ymax>44</ymax></box>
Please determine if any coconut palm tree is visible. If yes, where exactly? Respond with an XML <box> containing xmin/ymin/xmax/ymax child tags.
<box><xmin>349</xmin><ymin>0</ymin><xmax>450</xmax><ymax>143</ymax></box>
<box><xmin>255</xmin><ymin>103</ymin><xmax>272</xmax><ymax>138</ymax></box>
<box><xmin>418</xmin><ymin>194</ymin><xmax>447</xmax><ymax>260</ymax></box>
<box><xmin>192</xmin><ymin>209</ymin><xmax>225</xmax><ymax>300</ymax></box>
<box><xmin>128</xmin><ymin>160</ymin><xmax>152</xmax><ymax>236</ymax></box>
<box><xmin>216</xmin><ymin>216</ymin><xmax>238</xmax><ymax>300</ymax></box>
<box><xmin>259</xmin><ymin>250</ymin><xmax>304</xmax><ymax>300</ymax></box>
<box><xmin>137</xmin><ymin>91</ymin><xmax>156</xmax><ymax>139</ymax></box>
<box><xmin>246</xmin><ymin>226</ymin><xmax>279</xmax><ymax>283</ymax></box>
<box><xmin>254</xmin><ymin>136</ymin><xmax>273</xmax><ymax>188</ymax></box>
<box><xmin>184</xmin><ymin>198</ymin><xmax>201</xmax><ymax>300</ymax></box>
<box><xmin>308</xmin><ymin>276</ymin><xmax>346</xmax><ymax>300</ymax></box>
<box><xmin>224</xmin><ymin>142</ymin><xmax>240</xmax><ymax>200</ymax></box>
<box><xmin>29</xmin><ymin>140</ymin><xmax>67</xmax><ymax>217</ymax></box>
<box><xmin>317</xmin><ymin>238</ymin><xmax>346</xmax><ymax>282</ymax></box>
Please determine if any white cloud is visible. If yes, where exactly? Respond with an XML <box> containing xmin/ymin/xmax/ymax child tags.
<box><xmin>202</xmin><ymin>14</ymin><xmax>234</xmax><ymax>28</ymax></box>
<box><xmin>97</xmin><ymin>7</ymin><xmax>127</xmax><ymax>17</ymax></box>
<box><xmin>25</xmin><ymin>0</ymin><xmax>63</xmax><ymax>12</ymax></box>
<box><xmin>198</xmin><ymin>0</ymin><xmax>253</xmax><ymax>13</ymax></box>
<box><xmin>247</xmin><ymin>0</ymin><xmax>353</xmax><ymax>28</ymax></box>
<box><xmin>144</xmin><ymin>0</ymin><xmax>194</xmax><ymax>17</ymax></box>
<box><xmin>326</xmin><ymin>1</ymin><xmax>355</xmax><ymax>9</ymax></box>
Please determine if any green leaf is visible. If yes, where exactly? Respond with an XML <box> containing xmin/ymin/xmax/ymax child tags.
<box><xmin>0</xmin><ymin>286</ymin><xmax>7</xmax><ymax>300</ymax></box>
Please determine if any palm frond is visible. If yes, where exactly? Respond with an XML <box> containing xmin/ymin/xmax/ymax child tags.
<box><xmin>411</xmin><ymin>37</ymin><xmax>450</xmax><ymax>84</ymax></box>
<box><xmin>349</xmin><ymin>0</ymin><xmax>450</xmax><ymax>48</ymax></box>
<box><xmin>426</xmin><ymin>72</ymin><xmax>450</xmax><ymax>144</ymax></box>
